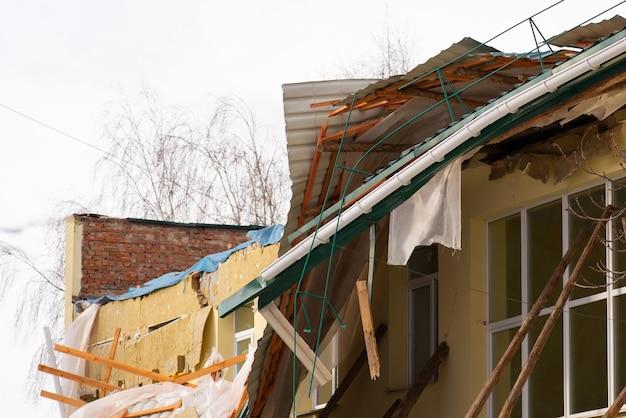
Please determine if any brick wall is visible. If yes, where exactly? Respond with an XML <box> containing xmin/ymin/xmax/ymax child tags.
<box><xmin>74</xmin><ymin>214</ymin><xmax>259</xmax><ymax>299</ymax></box>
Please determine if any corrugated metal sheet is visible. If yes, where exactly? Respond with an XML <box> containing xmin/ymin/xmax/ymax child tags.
<box><xmin>281</xmin><ymin>79</ymin><xmax>378</xmax><ymax>246</ymax></box>
<box><xmin>551</xmin><ymin>15</ymin><xmax>626</xmax><ymax>47</ymax></box>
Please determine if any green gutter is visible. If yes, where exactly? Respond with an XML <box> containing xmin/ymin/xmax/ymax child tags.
<box><xmin>219</xmin><ymin>41</ymin><xmax>626</xmax><ymax>318</ymax></box>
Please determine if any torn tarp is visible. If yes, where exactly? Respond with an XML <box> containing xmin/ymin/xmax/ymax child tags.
<box><xmin>85</xmin><ymin>225</ymin><xmax>283</xmax><ymax>305</ymax></box>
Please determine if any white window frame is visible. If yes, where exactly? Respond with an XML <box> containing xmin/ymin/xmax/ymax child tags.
<box><xmin>312</xmin><ymin>333</ymin><xmax>339</xmax><ymax>409</ymax></box>
<box><xmin>407</xmin><ymin>273</ymin><xmax>438</xmax><ymax>385</ymax></box>
<box><xmin>233</xmin><ymin>305</ymin><xmax>255</xmax><ymax>373</ymax></box>
<box><xmin>486</xmin><ymin>178</ymin><xmax>626</xmax><ymax>418</ymax></box>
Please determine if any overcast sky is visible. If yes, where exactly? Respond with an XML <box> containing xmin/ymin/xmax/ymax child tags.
<box><xmin>1</xmin><ymin>0</ymin><xmax>624</xmax><ymax>415</ymax></box>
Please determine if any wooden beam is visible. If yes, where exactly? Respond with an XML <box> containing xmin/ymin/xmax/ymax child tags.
<box><xmin>230</xmin><ymin>385</ymin><xmax>249</xmax><ymax>418</ymax></box>
<box><xmin>40</xmin><ymin>390</ymin><xmax>86</xmax><ymax>408</ymax></box>
<box><xmin>54</xmin><ymin>343</ymin><xmax>175</xmax><ymax>383</ymax></box>
<box><xmin>319</xmin><ymin>142</ymin><xmax>414</xmax><ymax>153</ymax></box>
<box><xmin>318</xmin><ymin>324</ymin><xmax>387</xmax><ymax>418</ymax></box>
<box><xmin>101</xmin><ymin>327</ymin><xmax>121</xmax><ymax>396</ymax></box>
<box><xmin>310</xmin><ymin>99</ymin><xmax>339</xmax><ymax>109</ymax></box>
<box><xmin>383</xmin><ymin>342</ymin><xmax>450</xmax><ymax>418</ymax></box>
<box><xmin>317</xmin><ymin>152</ymin><xmax>338</xmax><ymax>207</ymax></box>
<box><xmin>464</xmin><ymin>228</ymin><xmax>587</xmax><ymax>418</ymax></box>
<box><xmin>355</xmin><ymin>279</ymin><xmax>380</xmax><ymax>380</ymax></box>
<box><xmin>124</xmin><ymin>399</ymin><xmax>182</xmax><ymax>417</ymax></box>
<box><xmin>497</xmin><ymin>206</ymin><xmax>612</xmax><ymax>418</ymax></box>
<box><xmin>328</xmin><ymin>105</ymin><xmax>348</xmax><ymax>117</ymax></box>
<box><xmin>603</xmin><ymin>385</ymin><xmax>626</xmax><ymax>417</ymax></box>
<box><xmin>318</xmin><ymin>119</ymin><xmax>381</xmax><ymax>144</ymax></box>
<box><xmin>174</xmin><ymin>354</ymin><xmax>247</xmax><ymax>384</ymax></box>
<box><xmin>260</xmin><ymin>301</ymin><xmax>333</xmax><ymax>386</ymax></box>
<box><xmin>38</xmin><ymin>364</ymin><xmax>118</xmax><ymax>393</ymax></box>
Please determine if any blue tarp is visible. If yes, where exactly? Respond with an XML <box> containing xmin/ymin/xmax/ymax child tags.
<box><xmin>86</xmin><ymin>225</ymin><xmax>283</xmax><ymax>305</ymax></box>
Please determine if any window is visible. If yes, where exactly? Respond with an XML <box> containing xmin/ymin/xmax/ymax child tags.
<box><xmin>407</xmin><ymin>245</ymin><xmax>438</xmax><ymax>384</ymax></box>
<box><xmin>487</xmin><ymin>181</ymin><xmax>626</xmax><ymax>417</ymax></box>
<box><xmin>234</xmin><ymin>303</ymin><xmax>255</xmax><ymax>373</ymax></box>
<box><xmin>312</xmin><ymin>333</ymin><xmax>338</xmax><ymax>409</ymax></box>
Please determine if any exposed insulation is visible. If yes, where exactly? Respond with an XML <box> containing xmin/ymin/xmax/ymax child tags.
<box><xmin>84</xmin><ymin>242</ymin><xmax>279</xmax><ymax>393</ymax></box>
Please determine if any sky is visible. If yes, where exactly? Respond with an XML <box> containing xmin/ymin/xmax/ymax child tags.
<box><xmin>1</xmin><ymin>0</ymin><xmax>624</xmax><ymax>415</ymax></box>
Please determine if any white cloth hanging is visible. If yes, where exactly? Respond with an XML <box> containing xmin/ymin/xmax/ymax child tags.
<box><xmin>387</xmin><ymin>158</ymin><xmax>462</xmax><ymax>265</ymax></box>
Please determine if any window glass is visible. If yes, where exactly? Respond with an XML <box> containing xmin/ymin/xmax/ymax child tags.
<box><xmin>613</xmin><ymin>183</ymin><xmax>626</xmax><ymax>288</ymax></box>
<box><xmin>410</xmin><ymin>284</ymin><xmax>432</xmax><ymax>383</ymax></box>
<box><xmin>528</xmin><ymin>200</ymin><xmax>562</xmax><ymax>307</ymax></box>
<box><xmin>489</xmin><ymin>214</ymin><xmax>522</xmax><ymax>322</ymax></box>
<box><xmin>492</xmin><ymin>328</ymin><xmax>522</xmax><ymax>418</ymax></box>
<box><xmin>529</xmin><ymin>314</ymin><xmax>563</xmax><ymax>418</ymax></box>
<box><xmin>615</xmin><ymin>295</ymin><xmax>626</xmax><ymax>397</ymax></box>
<box><xmin>568</xmin><ymin>186</ymin><xmax>606</xmax><ymax>299</ymax></box>
<box><xmin>235</xmin><ymin>305</ymin><xmax>254</xmax><ymax>333</ymax></box>
<box><xmin>570</xmin><ymin>300</ymin><xmax>607</xmax><ymax>413</ymax></box>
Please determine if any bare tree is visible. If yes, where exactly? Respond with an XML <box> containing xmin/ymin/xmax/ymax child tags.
<box><xmin>339</xmin><ymin>19</ymin><xmax>416</xmax><ymax>79</ymax></box>
<box><xmin>0</xmin><ymin>200</ymin><xmax>88</xmax><ymax>399</ymax></box>
<box><xmin>99</xmin><ymin>89</ymin><xmax>215</xmax><ymax>223</ymax></box>
<box><xmin>99</xmin><ymin>90</ymin><xmax>289</xmax><ymax>226</ymax></box>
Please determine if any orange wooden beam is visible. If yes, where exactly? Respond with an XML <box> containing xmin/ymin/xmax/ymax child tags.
<box><xmin>40</xmin><ymin>390</ymin><xmax>86</xmax><ymax>408</ymax></box>
<box><xmin>101</xmin><ymin>327</ymin><xmax>121</xmax><ymax>396</ymax></box>
<box><xmin>174</xmin><ymin>354</ymin><xmax>247</xmax><ymax>384</ymax></box>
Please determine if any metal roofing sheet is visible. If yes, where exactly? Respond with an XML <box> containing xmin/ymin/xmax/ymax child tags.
<box><xmin>551</xmin><ymin>15</ymin><xmax>626</xmax><ymax>47</ymax></box>
<box><xmin>337</xmin><ymin>38</ymin><xmax>499</xmax><ymax>105</ymax></box>
<box><xmin>281</xmin><ymin>79</ymin><xmax>378</xmax><ymax>246</ymax></box>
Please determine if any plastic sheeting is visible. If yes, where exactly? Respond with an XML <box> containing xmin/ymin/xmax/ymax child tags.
<box><xmin>87</xmin><ymin>225</ymin><xmax>284</xmax><ymax>305</ymax></box>
<box><xmin>59</xmin><ymin>304</ymin><xmax>100</xmax><ymax>416</ymax></box>
<box><xmin>387</xmin><ymin>158</ymin><xmax>462</xmax><ymax>265</ymax></box>
<box><xmin>69</xmin><ymin>348</ymin><xmax>256</xmax><ymax>418</ymax></box>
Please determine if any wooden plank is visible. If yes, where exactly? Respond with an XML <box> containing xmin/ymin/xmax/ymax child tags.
<box><xmin>328</xmin><ymin>105</ymin><xmax>348</xmax><ymax>117</ymax></box>
<box><xmin>174</xmin><ymin>354</ymin><xmax>247</xmax><ymax>384</ymax></box>
<box><xmin>54</xmin><ymin>343</ymin><xmax>175</xmax><ymax>383</ymax></box>
<box><xmin>310</xmin><ymin>99</ymin><xmax>339</xmax><ymax>109</ymax></box>
<box><xmin>464</xmin><ymin>228</ymin><xmax>587</xmax><ymax>418</ymax></box>
<box><xmin>38</xmin><ymin>364</ymin><xmax>118</xmax><ymax>393</ymax></box>
<box><xmin>230</xmin><ymin>385</ymin><xmax>248</xmax><ymax>418</ymax></box>
<box><xmin>124</xmin><ymin>399</ymin><xmax>182</xmax><ymax>417</ymax></box>
<box><xmin>318</xmin><ymin>119</ymin><xmax>381</xmax><ymax>144</ymax></box>
<box><xmin>318</xmin><ymin>324</ymin><xmax>387</xmax><ymax>418</ymax></box>
<box><xmin>355</xmin><ymin>280</ymin><xmax>380</xmax><ymax>380</ymax></box>
<box><xmin>40</xmin><ymin>390</ymin><xmax>86</xmax><ymax>408</ymax></box>
<box><xmin>497</xmin><ymin>206</ymin><xmax>612</xmax><ymax>418</ymax></box>
<box><xmin>383</xmin><ymin>342</ymin><xmax>450</xmax><ymax>418</ymax></box>
<box><xmin>603</xmin><ymin>385</ymin><xmax>626</xmax><ymax>417</ymax></box>
<box><xmin>101</xmin><ymin>327</ymin><xmax>121</xmax><ymax>396</ymax></box>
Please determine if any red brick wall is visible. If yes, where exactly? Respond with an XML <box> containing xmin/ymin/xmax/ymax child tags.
<box><xmin>76</xmin><ymin>215</ymin><xmax>258</xmax><ymax>299</ymax></box>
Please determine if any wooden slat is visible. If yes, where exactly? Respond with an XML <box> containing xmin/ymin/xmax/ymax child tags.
<box><xmin>328</xmin><ymin>105</ymin><xmax>348</xmax><ymax>117</ymax></box>
<box><xmin>464</xmin><ymin>228</ymin><xmax>587</xmax><ymax>418</ymax></box>
<box><xmin>40</xmin><ymin>390</ymin><xmax>86</xmax><ymax>408</ymax></box>
<box><xmin>603</xmin><ymin>385</ymin><xmax>626</xmax><ymax>417</ymax></box>
<box><xmin>355</xmin><ymin>279</ymin><xmax>380</xmax><ymax>380</ymax></box>
<box><xmin>54</xmin><ymin>343</ymin><xmax>175</xmax><ymax>383</ymax></box>
<box><xmin>124</xmin><ymin>399</ymin><xmax>182</xmax><ymax>417</ymax></box>
<box><xmin>318</xmin><ymin>118</ymin><xmax>381</xmax><ymax>144</ymax></box>
<box><xmin>101</xmin><ymin>327</ymin><xmax>121</xmax><ymax>396</ymax></box>
<box><xmin>38</xmin><ymin>364</ymin><xmax>118</xmax><ymax>392</ymax></box>
<box><xmin>497</xmin><ymin>206</ymin><xmax>612</xmax><ymax>418</ymax></box>
<box><xmin>230</xmin><ymin>385</ymin><xmax>249</xmax><ymax>418</ymax></box>
<box><xmin>310</xmin><ymin>99</ymin><xmax>339</xmax><ymax>109</ymax></box>
<box><xmin>382</xmin><ymin>342</ymin><xmax>449</xmax><ymax>418</ymax></box>
<box><xmin>174</xmin><ymin>354</ymin><xmax>247</xmax><ymax>384</ymax></box>
<box><xmin>318</xmin><ymin>324</ymin><xmax>387</xmax><ymax>418</ymax></box>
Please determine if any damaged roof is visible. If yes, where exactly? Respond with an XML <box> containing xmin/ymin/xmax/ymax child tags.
<box><xmin>223</xmin><ymin>14</ymin><xmax>626</xmax><ymax>418</ymax></box>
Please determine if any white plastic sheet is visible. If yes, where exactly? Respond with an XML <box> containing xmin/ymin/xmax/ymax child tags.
<box><xmin>58</xmin><ymin>304</ymin><xmax>100</xmax><ymax>416</ymax></box>
<box><xmin>69</xmin><ymin>347</ymin><xmax>255</xmax><ymax>418</ymax></box>
<box><xmin>387</xmin><ymin>158</ymin><xmax>462</xmax><ymax>265</ymax></box>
